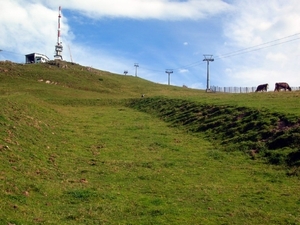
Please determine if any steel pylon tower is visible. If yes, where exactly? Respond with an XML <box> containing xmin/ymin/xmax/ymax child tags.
<box><xmin>165</xmin><ymin>69</ymin><xmax>173</xmax><ymax>85</ymax></box>
<box><xmin>134</xmin><ymin>63</ymin><xmax>139</xmax><ymax>77</ymax></box>
<box><xmin>203</xmin><ymin>54</ymin><xmax>214</xmax><ymax>92</ymax></box>
<box><xmin>54</xmin><ymin>6</ymin><xmax>63</xmax><ymax>60</ymax></box>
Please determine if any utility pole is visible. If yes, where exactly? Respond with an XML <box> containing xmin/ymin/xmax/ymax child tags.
<box><xmin>165</xmin><ymin>69</ymin><xmax>173</xmax><ymax>85</ymax></box>
<box><xmin>124</xmin><ymin>70</ymin><xmax>128</xmax><ymax>76</ymax></box>
<box><xmin>203</xmin><ymin>54</ymin><xmax>214</xmax><ymax>92</ymax></box>
<box><xmin>134</xmin><ymin>63</ymin><xmax>139</xmax><ymax>77</ymax></box>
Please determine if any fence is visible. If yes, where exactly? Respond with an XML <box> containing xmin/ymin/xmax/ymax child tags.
<box><xmin>211</xmin><ymin>86</ymin><xmax>300</xmax><ymax>93</ymax></box>
<box><xmin>211</xmin><ymin>86</ymin><xmax>256</xmax><ymax>93</ymax></box>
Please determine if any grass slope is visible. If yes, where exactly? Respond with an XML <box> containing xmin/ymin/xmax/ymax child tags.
<box><xmin>127</xmin><ymin>97</ymin><xmax>300</xmax><ymax>170</ymax></box>
<box><xmin>0</xmin><ymin>61</ymin><xmax>300</xmax><ymax>224</ymax></box>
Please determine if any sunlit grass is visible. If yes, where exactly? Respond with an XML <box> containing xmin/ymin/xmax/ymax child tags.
<box><xmin>1</xmin><ymin>61</ymin><xmax>300</xmax><ymax>224</ymax></box>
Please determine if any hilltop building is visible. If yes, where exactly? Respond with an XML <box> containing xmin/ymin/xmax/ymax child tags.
<box><xmin>25</xmin><ymin>53</ymin><xmax>49</xmax><ymax>64</ymax></box>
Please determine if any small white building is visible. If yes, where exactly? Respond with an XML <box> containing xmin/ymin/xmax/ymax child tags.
<box><xmin>25</xmin><ymin>53</ymin><xmax>49</xmax><ymax>64</ymax></box>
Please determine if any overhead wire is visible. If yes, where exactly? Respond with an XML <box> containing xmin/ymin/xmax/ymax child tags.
<box><xmin>2</xmin><ymin>32</ymin><xmax>300</xmax><ymax>75</ymax></box>
<box><xmin>0</xmin><ymin>49</ymin><xmax>24</xmax><ymax>56</ymax></box>
<box><xmin>214</xmin><ymin>32</ymin><xmax>300</xmax><ymax>60</ymax></box>
<box><xmin>139</xmin><ymin>67</ymin><xmax>165</xmax><ymax>73</ymax></box>
<box><xmin>173</xmin><ymin>60</ymin><xmax>205</xmax><ymax>71</ymax></box>
<box><xmin>137</xmin><ymin>32</ymin><xmax>300</xmax><ymax>74</ymax></box>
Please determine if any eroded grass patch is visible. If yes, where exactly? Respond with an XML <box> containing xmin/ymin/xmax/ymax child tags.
<box><xmin>127</xmin><ymin>97</ymin><xmax>300</xmax><ymax>170</ymax></box>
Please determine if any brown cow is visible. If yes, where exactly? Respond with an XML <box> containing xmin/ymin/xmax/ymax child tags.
<box><xmin>255</xmin><ymin>83</ymin><xmax>268</xmax><ymax>92</ymax></box>
<box><xmin>274</xmin><ymin>82</ymin><xmax>292</xmax><ymax>91</ymax></box>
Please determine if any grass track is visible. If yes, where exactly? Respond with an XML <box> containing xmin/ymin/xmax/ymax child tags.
<box><xmin>1</xmin><ymin>102</ymin><xmax>300</xmax><ymax>224</ymax></box>
<box><xmin>1</xmin><ymin>61</ymin><xmax>300</xmax><ymax>224</ymax></box>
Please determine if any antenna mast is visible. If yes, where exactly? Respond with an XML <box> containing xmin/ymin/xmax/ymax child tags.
<box><xmin>54</xmin><ymin>6</ymin><xmax>63</xmax><ymax>60</ymax></box>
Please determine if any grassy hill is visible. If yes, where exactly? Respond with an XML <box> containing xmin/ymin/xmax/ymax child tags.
<box><xmin>1</xmin><ymin>60</ymin><xmax>300</xmax><ymax>224</ymax></box>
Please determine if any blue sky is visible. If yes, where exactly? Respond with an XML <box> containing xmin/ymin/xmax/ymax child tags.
<box><xmin>1</xmin><ymin>0</ymin><xmax>300</xmax><ymax>89</ymax></box>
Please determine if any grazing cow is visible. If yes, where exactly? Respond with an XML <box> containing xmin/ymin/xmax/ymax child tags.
<box><xmin>255</xmin><ymin>83</ymin><xmax>268</xmax><ymax>92</ymax></box>
<box><xmin>274</xmin><ymin>82</ymin><xmax>292</xmax><ymax>91</ymax></box>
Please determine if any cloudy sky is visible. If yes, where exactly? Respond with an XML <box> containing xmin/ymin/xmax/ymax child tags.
<box><xmin>1</xmin><ymin>0</ymin><xmax>300</xmax><ymax>89</ymax></box>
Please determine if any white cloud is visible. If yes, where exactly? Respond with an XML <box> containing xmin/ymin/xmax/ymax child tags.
<box><xmin>42</xmin><ymin>0</ymin><xmax>232</xmax><ymax>20</ymax></box>
<box><xmin>0</xmin><ymin>1</ymin><xmax>73</xmax><ymax>61</ymax></box>
<box><xmin>218</xmin><ymin>0</ymin><xmax>300</xmax><ymax>87</ymax></box>
<box><xmin>0</xmin><ymin>0</ymin><xmax>231</xmax><ymax>67</ymax></box>
<box><xmin>223</xmin><ymin>0</ymin><xmax>300</xmax><ymax>48</ymax></box>
<box><xmin>69</xmin><ymin>45</ymin><xmax>131</xmax><ymax>74</ymax></box>
<box><xmin>179</xmin><ymin>69</ymin><xmax>189</xmax><ymax>73</ymax></box>
<box><xmin>1</xmin><ymin>0</ymin><xmax>300</xmax><ymax>90</ymax></box>
<box><xmin>266</xmin><ymin>52</ymin><xmax>287</xmax><ymax>62</ymax></box>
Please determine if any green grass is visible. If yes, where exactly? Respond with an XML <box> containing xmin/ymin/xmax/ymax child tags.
<box><xmin>1</xmin><ymin>60</ymin><xmax>300</xmax><ymax>224</ymax></box>
<box><xmin>126</xmin><ymin>97</ymin><xmax>300</xmax><ymax>168</ymax></box>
